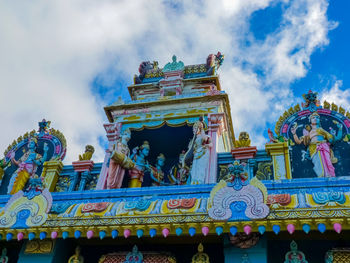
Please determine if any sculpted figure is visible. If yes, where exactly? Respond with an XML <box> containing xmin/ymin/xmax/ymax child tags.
<box><xmin>79</xmin><ymin>145</ymin><xmax>95</xmax><ymax>161</ymax></box>
<box><xmin>169</xmin><ymin>151</ymin><xmax>189</xmax><ymax>185</ymax></box>
<box><xmin>128</xmin><ymin>141</ymin><xmax>150</xmax><ymax>188</ymax></box>
<box><xmin>68</xmin><ymin>246</ymin><xmax>84</xmax><ymax>263</ymax></box>
<box><xmin>106</xmin><ymin>129</ymin><xmax>134</xmax><ymax>189</ymax></box>
<box><xmin>0</xmin><ymin>158</ymin><xmax>8</xmax><ymax>182</ymax></box>
<box><xmin>291</xmin><ymin>112</ymin><xmax>342</xmax><ymax>177</ymax></box>
<box><xmin>150</xmin><ymin>153</ymin><xmax>165</xmax><ymax>186</ymax></box>
<box><xmin>8</xmin><ymin>137</ymin><xmax>48</xmax><ymax>194</ymax></box>
<box><xmin>189</xmin><ymin>119</ymin><xmax>212</xmax><ymax>184</ymax></box>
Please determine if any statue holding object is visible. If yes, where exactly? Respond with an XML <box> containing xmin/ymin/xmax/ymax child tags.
<box><xmin>128</xmin><ymin>141</ymin><xmax>150</xmax><ymax>188</ymax></box>
<box><xmin>168</xmin><ymin>151</ymin><xmax>189</xmax><ymax>185</ymax></box>
<box><xmin>8</xmin><ymin>137</ymin><xmax>48</xmax><ymax>194</ymax></box>
<box><xmin>291</xmin><ymin>112</ymin><xmax>343</xmax><ymax>177</ymax></box>
<box><xmin>150</xmin><ymin>153</ymin><xmax>166</xmax><ymax>186</ymax></box>
<box><xmin>106</xmin><ymin>129</ymin><xmax>134</xmax><ymax>189</ymax></box>
<box><xmin>184</xmin><ymin>117</ymin><xmax>212</xmax><ymax>185</ymax></box>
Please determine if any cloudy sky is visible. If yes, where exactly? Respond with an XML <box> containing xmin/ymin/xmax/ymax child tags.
<box><xmin>0</xmin><ymin>0</ymin><xmax>349</xmax><ymax>163</ymax></box>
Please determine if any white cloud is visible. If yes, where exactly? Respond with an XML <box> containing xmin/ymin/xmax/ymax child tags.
<box><xmin>321</xmin><ymin>80</ymin><xmax>350</xmax><ymax>110</ymax></box>
<box><xmin>0</xmin><ymin>0</ymin><xmax>336</xmax><ymax>163</ymax></box>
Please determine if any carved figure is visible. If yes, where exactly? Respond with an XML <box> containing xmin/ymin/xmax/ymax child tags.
<box><xmin>234</xmin><ymin>132</ymin><xmax>251</xmax><ymax>148</ymax></box>
<box><xmin>284</xmin><ymin>241</ymin><xmax>308</xmax><ymax>263</ymax></box>
<box><xmin>38</xmin><ymin>119</ymin><xmax>51</xmax><ymax>134</ymax></box>
<box><xmin>68</xmin><ymin>246</ymin><xmax>84</xmax><ymax>263</ymax></box>
<box><xmin>168</xmin><ymin>151</ymin><xmax>189</xmax><ymax>185</ymax></box>
<box><xmin>291</xmin><ymin>112</ymin><xmax>343</xmax><ymax>177</ymax></box>
<box><xmin>206</xmin><ymin>52</ymin><xmax>224</xmax><ymax>75</ymax></box>
<box><xmin>163</xmin><ymin>55</ymin><xmax>184</xmax><ymax>72</ymax></box>
<box><xmin>0</xmin><ymin>248</ymin><xmax>8</xmax><ymax>263</ymax></box>
<box><xmin>192</xmin><ymin>243</ymin><xmax>210</xmax><ymax>263</ymax></box>
<box><xmin>124</xmin><ymin>245</ymin><xmax>143</xmax><ymax>263</ymax></box>
<box><xmin>107</xmin><ymin>129</ymin><xmax>134</xmax><ymax>189</ymax></box>
<box><xmin>187</xmin><ymin>118</ymin><xmax>212</xmax><ymax>184</ymax></box>
<box><xmin>79</xmin><ymin>145</ymin><xmax>95</xmax><ymax>161</ymax></box>
<box><xmin>0</xmin><ymin>158</ymin><xmax>8</xmax><ymax>181</ymax></box>
<box><xmin>150</xmin><ymin>153</ymin><xmax>166</xmax><ymax>186</ymax></box>
<box><xmin>8</xmin><ymin>137</ymin><xmax>48</xmax><ymax>194</ymax></box>
<box><xmin>129</xmin><ymin>141</ymin><xmax>150</xmax><ymax>187</ymax></box>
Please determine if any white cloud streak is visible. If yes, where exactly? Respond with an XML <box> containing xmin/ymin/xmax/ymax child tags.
<box><xmin>0</xmin><ymin>0</ymin><xmax>335</xmax><ymax>163</ymax></box>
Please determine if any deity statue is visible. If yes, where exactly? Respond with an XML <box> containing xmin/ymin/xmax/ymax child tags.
<box><xmin>168</xmin><ymin>151</ymin><xmax>189</xmax><ymax>185</ymax></box>
<box><xmin>291</xmin><ymin>112</ymin><xmax>343</xmax><ymax>177</ymax></box>
<box><xmin>150</xmin><ymin>153</ymin><xmax>166</xmax><ymax>186</ymax></box>
<box><xmin>106</xmin><ymin>129</ymin><xmax>134</xmax><ymax>189</ymax></box>
<box><xmin>8</xmin><ymin>137</ymin><xmax>48</xmax><ymax>194</ymax></box>
<box><xmin>128</xmin><ymin>141</ymin><xmax>150</xmax><ymax>188</ymax></box>
<box><xmin>185</xmin><ymin>118</ymin><xmax>212</xmax><ymax>185</ymax></box>
<box><xmin>68</xmin><ymin>246</ymin><xmax>84</xmax><ymax>263</ymax></box>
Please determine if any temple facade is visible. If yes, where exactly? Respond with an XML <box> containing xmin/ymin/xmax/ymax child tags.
<box><xmin>0</xmin><ymin>53</ymin><xmax>350</xmax><ymax>262</ymax></box>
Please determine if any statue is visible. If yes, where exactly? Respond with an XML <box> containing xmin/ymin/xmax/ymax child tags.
<box><xmin>79</xmin><ymin>145</ymin><xmax>95</xmax><ymax>161</ymax></box>
<box><xmin>106</xmin><ymin>129</ymin><xmax>134</xmax><ymax>189</ymax></box>
<box><xmin>150</xmin><ymin>153</ymin><xmax>166</xmax><ymax>186</ymax></box>
<box><xmin>8</xmin><ymin>137</ymin><xmax>48</xmax><ymax>194</ymax></box>
<box><xmin>291</xmin><ymin>112</ymin><xmax>343</xmax><ymax>177</ymax></box>
<box><xmin>185</xmin><ymin>118</ymin><xmax>212</xmax><ymax>185</ymax></box>
<box><xmin>0</xmin><ymin>158</ymin><xmax>8</xmax><ymax>182</ymax></box>
<box><xmin>192</xmin><ymin>243</ymin><xmax>210</xmax><ymax>263</ymax></box>
<box><xmin>129</xmin><ymin>141</ymin><xmax>150</xmax><ymax>188</ymax></box>
<box><xmin>68</xmin><ymin>246</ymin><xmax>84</xmax><ymax>263</ymax></box>
<box><xmin>163</xmin><ymin>55</ymin><xmax>184</xmax><ymax>72</ymax></box>
<box><xmin>168</xmin><ymin>151</ymin><xmax>189</xmax><ymax>185</ymax></box>
<box><xmin>0</xmin><ymin>248</ymin><xmax>8</xmax><ymax>263</ymax></box>
<box><xmin>234</xmin><ymin>132</ymin><xmax>251</xmax><ymax>148</ymax></box>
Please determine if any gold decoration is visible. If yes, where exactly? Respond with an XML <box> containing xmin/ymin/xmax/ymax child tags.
<box><xmin>339</xmin><ymin>107</ymin><xmax>346</xmax><ymax>115</ymax></box>
<box><xmin>79</xmin><ymin>145</ymin><xmax>95</xmax><ymax>161</ymax></box>
<box><xmin>24</xmin><ymin>240</ymin><xmax>54</xmax><ymax>254</ymax></box>
<box><xmin>324</xmin><ymin>100</ymin><xmax>330</xmax><ymax>109</ymax></box>
<box><xmin>192</xmin><ymin>243</ymin><xmax>210</xmax><ymax>263</ymax></box>
<box><xmin>331</xmin><ymin>103</ymin><xmax>338</xmax><ymax>112</ymax></box>
<box><xmin>233</xmin><ymin>132</ymin><xmax>251</xmax><ymax>148</ymax></box>
<box><xmin>68</xmin><ymin>246</ymin><xmax>84</xmax><ymax>263</ymax></box>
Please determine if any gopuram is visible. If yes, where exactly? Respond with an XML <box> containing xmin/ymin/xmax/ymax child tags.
<box><xmin>1</xmin><ymin>53</ymin><xmax>350</xmax><ymax>262</ymax></box>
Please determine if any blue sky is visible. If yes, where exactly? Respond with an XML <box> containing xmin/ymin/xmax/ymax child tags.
<box><xmin>0</xmin><ymin>0</ymin><xmax>349</xmax><ymax>163</ymax></box>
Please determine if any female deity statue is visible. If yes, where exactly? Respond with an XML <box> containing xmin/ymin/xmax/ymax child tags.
<box><xmin>150</xmin><ymin>153</ymin><xmax>166</xmax><ymax>186</ymax></box>
<box><xmin>291</xmin><ymin>112</ymin><xmax>343</xmax><ymax>177</ymax></box>
<box><xmin>188</xmin><ymin>119</ymin><xmax>212</xmax><ymax>184</ymax></box>
<box><xmin>128</xmin><ymin>141</ymin><xmax>150</xmax><ymax>188</ymax></box>
<box><xmin>106</xmin><ymin>129</ymin><xmax>134</xmax><ymax>189</ymax></box>
<box><xmin>8</xmin><ymin>137</ymin><xmax>48</xmax><ymax>194</ymax></box>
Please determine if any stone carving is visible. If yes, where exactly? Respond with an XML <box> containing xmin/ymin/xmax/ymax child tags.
<box><xmin>208</xmin><ymin>178</ymin><xmax>269</xmax><ymax>221</ymax></box>
<box><xmin>68</xmin><ymin>246</ymin><xmax>84</xmax><ymax>263</ymax></box>
<box><xmin>0</xmin><ymin>179</ymin><xmax>52</xmax><ymax>228</ymax></box>
<box><xmin>163</xmin><ymin>55</ymin><xmax>185</xmax><ymax>72</ymax></box>
<box><xmin>234</xmin><ymin>132</ymin><xmax>251</xmax><ymax>148</ymax></box>
<box><xmin>284</xmin><ymin>241</ymin><xmax>308</xmax><ymax>263</ymax></box>
<box><xmin>79</xmin><ymin>145</ymin><xmax>95</xmax><ymax>161</ymax></box>
<box><xmin>192</xmin><ymin>243</ymin><xmax>209</xmax><ymax>263</ymax></box>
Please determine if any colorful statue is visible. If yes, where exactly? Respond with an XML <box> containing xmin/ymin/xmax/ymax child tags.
<box><xmin>8</xmin><ymin>137</ymin><xmax>48</xmax><ymax>194</ymax></box>
<box><xmin>234</xmin><ymin>132</ymin><xmax>251</xmax><ymax>148</ymax></box>
<box><xmin>129</xmin><ymin>141</ymin><xmax>150</xmax><ymax>188</ymax></box>
<box><xmin>106</xmin><ymin>129</ymin><xmax>134</xmax><ymax>189</ymax></box>
<box><xmin>291</xmin><ymin>112</ymin><xmax>343</xmax><ymax>177</ymax></box>
<box><xmin>150</xmin><ymin>153</ymin><xmax>166</xmax><ymax>186</ymax></box>
<box><xmin>79</xmin><ymin>145</ymin><xmax>95</xmax><ymax>161</ymax></box>
<box><xmin>187</xmin><ymin>118</ymin><xmax>212</xmax><ymax>185</ymax></box>
<box><xmin>168</xmin><ymin>151</ymin><xmax>189</xmax><ymax>185</ymax></box>
<box><xmin>68</xmin><ymin>246</ymin><xmax>84</xmax><ymax>263</ymax></box>
<box><xmin>0</xmin><ymin>158</ymin><xmax>8</xmax><ymax>182</ymax></box>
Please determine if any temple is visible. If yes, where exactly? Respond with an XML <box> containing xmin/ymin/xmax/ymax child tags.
<box><xmin>1</xmin><ymin>53</ymin><xmax>350</xmax><ymax>262</ymax></box>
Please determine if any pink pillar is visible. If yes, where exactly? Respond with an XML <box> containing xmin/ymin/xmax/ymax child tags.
<box><xmin>96</xmin><ymin>123</ymin><xmax>121</xmax><ymax>190</ymax></box>
<box><xmin>207</xmin><ymin>113</ymin><xmax>224</xmax><ymax>184</ymax></box>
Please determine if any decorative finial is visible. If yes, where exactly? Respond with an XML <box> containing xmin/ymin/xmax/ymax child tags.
<box><xmin>79</xmin><ymin>145</ymin><xmax>95</xmax><ymax>161</ymax></box>
<box><xmin>192</xmin><ymin>243</ymin><xmax>210</xmax><ymax>263</ymax></box>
